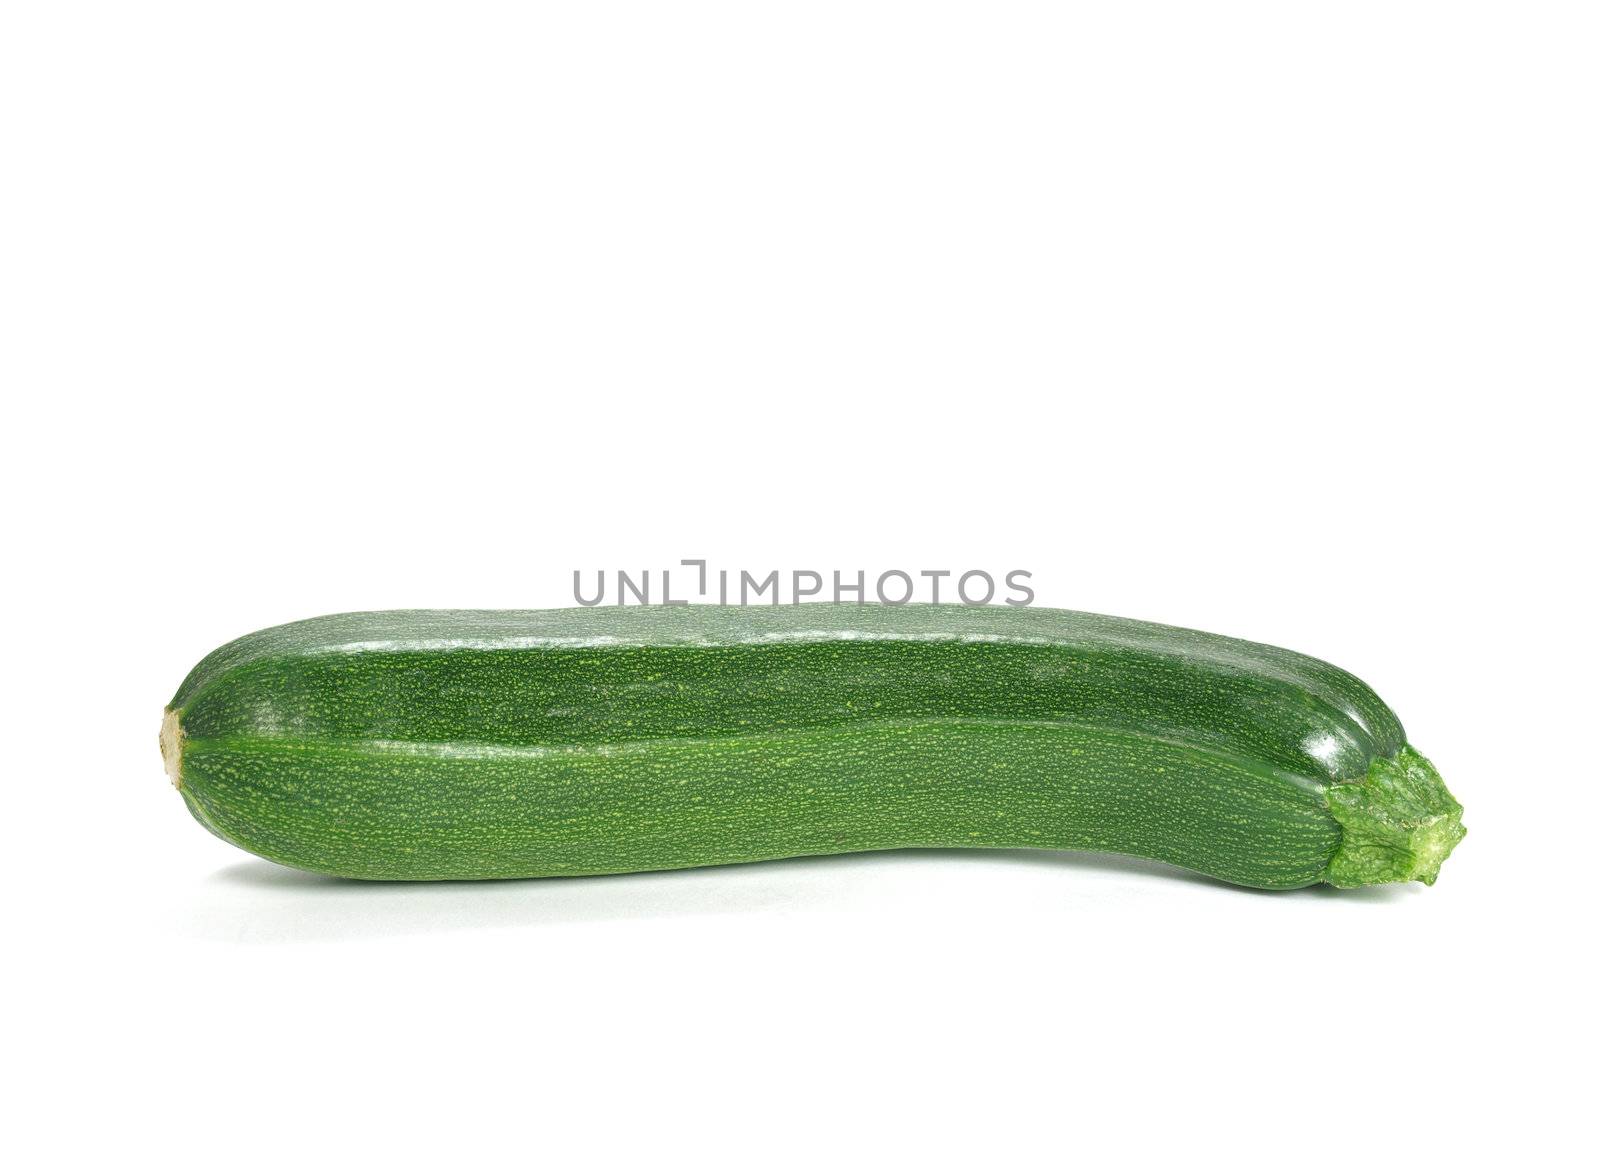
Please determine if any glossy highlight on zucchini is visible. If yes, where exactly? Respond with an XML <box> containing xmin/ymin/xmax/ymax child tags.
<box><xmin>161</xmin><ymin>605</ymin><xmax>1465</xmax><ymax>889</ymax></box>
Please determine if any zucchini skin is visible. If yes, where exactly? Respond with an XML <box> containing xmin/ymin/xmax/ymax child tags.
<box><xmin>164</xmin><ymin>605</ymin><xmax>1463</xmax><ymax>889</ymax></box>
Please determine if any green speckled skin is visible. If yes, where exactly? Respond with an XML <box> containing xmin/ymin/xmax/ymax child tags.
<box><xmin>165</xmin><ymin>605</ymin><xmax>1463</xmax><ymax>888</ymax></box>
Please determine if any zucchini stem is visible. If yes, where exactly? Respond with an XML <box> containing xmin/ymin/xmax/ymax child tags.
<box><xmin>1325</xmin><ymin>746</ymin><xmax>1465</xmax><ymax>887</ymax></box>
<box><xmin>161</xmin><ymin>707</ymin><xmax>185</xmax><ymax>789</ymax></box>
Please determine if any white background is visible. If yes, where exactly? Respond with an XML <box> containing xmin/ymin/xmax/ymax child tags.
<box><xmin>5</xmin><ymin>2</ymin><xmax>1595</xmax><ymax>1162</ymax></box>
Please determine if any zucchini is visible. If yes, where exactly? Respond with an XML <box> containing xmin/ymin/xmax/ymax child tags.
<box><xmin>161</xmin><ymin>605</ymin><xmax>1465</xmax><ymax>889</ymax></box>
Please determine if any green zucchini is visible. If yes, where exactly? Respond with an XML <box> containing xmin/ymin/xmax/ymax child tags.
<box><xmin>161</xmin><ymin>605</ymin><xmax>1465</xmax><ymax>889</ymax></box>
